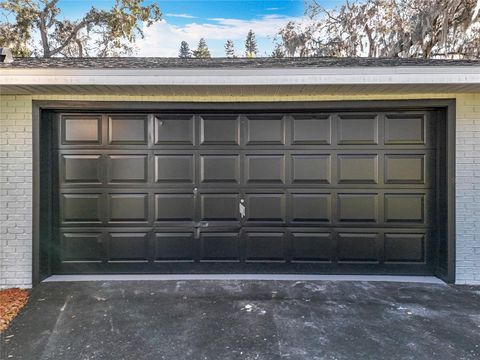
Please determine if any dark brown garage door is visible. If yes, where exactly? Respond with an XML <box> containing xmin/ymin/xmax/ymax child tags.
<box><xmin>52</xmin><ymin>109</ymin><xmax>439</xmax><ymax>275</ymax></box>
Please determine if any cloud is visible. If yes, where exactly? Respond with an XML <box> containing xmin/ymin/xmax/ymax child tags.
<box><xmin>266</xmin><ymin>7</ymin><xmax>281</xmax><ymax>11</ymax></box>
<box><xmin>165</xmin><ymin>13</ymin><xmax>197</xmax><ymax>19</ymax></box>
<box><xmin>136</xmin><ymin>15</ymin><xmax>302</xmax><ymax>56</ymax></box>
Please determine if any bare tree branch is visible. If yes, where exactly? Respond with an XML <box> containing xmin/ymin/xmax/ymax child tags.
<box><xmin>277</xmin><ymin>0</ymin><xmax>480</xmax><ymax>59</ymax></box>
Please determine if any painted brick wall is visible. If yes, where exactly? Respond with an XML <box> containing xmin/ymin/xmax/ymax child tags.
<box><xmin>1</xmin><ymin>93</ymin><xmax>479</xmax><ymax>287</ymax></box>
<box><xmin>0</xmin><ymin>95</ymin><xmax>33</xmax><ymax>288</ymax></box>
<box><xmin>454</xmin><ymin>94</ymin><xmax>480</xmax><ymax>284</ymax></box>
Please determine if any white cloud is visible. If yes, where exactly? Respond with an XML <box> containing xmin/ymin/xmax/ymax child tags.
<box><xmin>206</xmin><ymin>15</ymin><xmax>296</xmax><ymax>37</ymax></box>
<box><xmin>165</xmin><ymin>13</ymin><xmax>197</xmax><ymax>19</ymax></box>
<box><xmin>136</xmin><ymin>15</ymin><xmax>303</xmax><ymax>57</ymax></box>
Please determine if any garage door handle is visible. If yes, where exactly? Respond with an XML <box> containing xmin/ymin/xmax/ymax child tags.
<box><xmin>239</xmin><ymin>200</ymin><xmax>246</xmax><ymax>219</ymax></box>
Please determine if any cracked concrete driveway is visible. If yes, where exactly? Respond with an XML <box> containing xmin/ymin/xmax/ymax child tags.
<box><xmin>2</xmin><ymin>281</ymin><xmax>480</xmax><ymax>360</ymax></box>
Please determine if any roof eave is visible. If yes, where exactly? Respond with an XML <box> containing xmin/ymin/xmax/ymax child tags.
<box><xmin>1</xmin><ymin>66</ymin><xmax>479</xmax><ymax>86</ymax></box>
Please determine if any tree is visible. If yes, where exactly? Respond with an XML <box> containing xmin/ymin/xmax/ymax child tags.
<box><xmin>276</xmin><ymin>0</ymin><xmax>480</xmax><ymax>59</ymax></box>
<box><xmin>0</xmin><ymin>0</ymin><xmax>162</xmax><ymax>57</ymax></box>
<box><xmin>178</xmin><ymin>41</ymin><xmax>191</xmax><ymax>58</ymax></box>
<box><xmin>193</xmin><ymin>38</ymin><xmax>211</xmax><ymax>58</ymax></box>
<box><xmin>278</xmin><ymin>21</ymin><xmax>310</xmax><ymax>57</ymax></box>
<box><xmin>0</xmin><ymin>17</ymin><xmax>30</xmax><ymax>56</ymax></box>
<box><xmin>224</xmin><ymin>40</ymin><xmax>236</xmax><ymax>58</ymax></box>
<box><xmin>244</xmin><ymin>29</ymin><xmax>258</xmax><ymax>57</ymax></box>
<box><xmin>271</xmin><ymin>43</ymin><xmax>286</xmax><ymax>58</ymax></box>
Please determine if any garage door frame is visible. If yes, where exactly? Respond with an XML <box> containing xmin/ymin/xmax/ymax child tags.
<box><xmin>32</xmin><ymin>99</ymin><xmax>456</xmax><ymax>285</ymax></box>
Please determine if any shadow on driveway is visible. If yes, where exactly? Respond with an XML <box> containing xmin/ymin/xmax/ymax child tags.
<box><xmin>2</xmin><ymin>281</ymin><xmax>480</xmax><ymax>360</ymax></box>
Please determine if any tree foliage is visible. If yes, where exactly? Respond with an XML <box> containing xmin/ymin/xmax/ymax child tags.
<box><xmin>193</xmin><ymin>38</ymin><xmax>211</xmax><ymax>58</ymax></box>
<box><xmin>0</xmin><ymin>17</ymin><xmax>30</xmax><ymax>56</ymax></box>
<box><xmin>224</xmin><ymin>39</ymin><xmax>235</xmax><ymax>58</ymax></box>
<box><xmin>244</xmin><ymin>29</ymin><xmax>258</xmax><ymax>57</ymax></box>
<box><xmin>178</xmin><ymin>41</ymin><xmax>191</xmax><ymax>58</ymax></box>
<box><xmin>277</xmin><ymin>21</ymin><xmax>311</xmax><ymax>57</ymax></box>
<box><xmin>271</xmin><ymin>43</ymin><xmax>286</xmax><ymax>58</ymax></box>
<box><xmin>0</xmin><ymin>0</ymin><xmax>161</xmax><ymax>57</ymax></box>
<box><xmin>276</xmin><ymin>0</ymin><xmax>480</xmax><ymax>58</ymax></box>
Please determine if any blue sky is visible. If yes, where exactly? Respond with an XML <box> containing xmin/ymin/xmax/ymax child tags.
<box><xmin>31</xmin><ymin>0</ymin><xmax>344</xmax><ymax>56</ymax></box>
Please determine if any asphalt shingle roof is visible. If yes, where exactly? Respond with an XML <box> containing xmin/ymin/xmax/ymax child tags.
<box><xmin>2</xmin><ymin>57</ymin><xmax>480</xmax><ymax>69</ymax></box>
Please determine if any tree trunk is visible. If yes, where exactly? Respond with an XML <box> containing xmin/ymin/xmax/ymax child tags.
<box><xmin>364</xmin><ymin>25</ymin><xmax>375</xmax><ymax>57</ymax></box>
<box><xmin>76</xmin><ymin>39</ymin><xmax>84</xmax><ymax>58</ymax></box>
<box><xmin>38</xmin><ymin>16</ymin><xmax>51</xmax><ymax>57</ymax></box>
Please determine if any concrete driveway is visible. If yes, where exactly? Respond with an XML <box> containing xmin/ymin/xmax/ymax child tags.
<box><xmin>2</xmin><ymin>280</ymin><xmax>480</xmax><ymax>360</ymax></box>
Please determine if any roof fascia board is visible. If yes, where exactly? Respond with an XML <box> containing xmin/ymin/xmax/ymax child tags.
<box><xmin>1</xmin><ymin>66</ymin><xmax>479</xmax><ymax>86</ymax></box>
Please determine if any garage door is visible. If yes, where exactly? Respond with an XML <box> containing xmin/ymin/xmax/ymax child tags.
<box><xmin>52</xmin><ymin>109</ymin><xmax>438</xmax><ymax>274</ymax></box>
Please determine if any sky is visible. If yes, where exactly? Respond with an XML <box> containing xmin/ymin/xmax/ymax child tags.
<box><xmin>53</xmin><ymin>0</ymin><xmax>344</xmax><ymax>57</ymax></box>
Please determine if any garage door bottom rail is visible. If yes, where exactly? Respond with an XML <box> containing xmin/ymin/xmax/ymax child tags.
<box><xmin>53</xmin><ymin>262</ymin><xmax>433</xmax><ymax>276</ymax></box>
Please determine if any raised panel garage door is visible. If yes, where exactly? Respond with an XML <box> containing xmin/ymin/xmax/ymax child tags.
<box><xmin>52</xmin><ymin>110</ymin><xmax>440</xmax><ymax>275</ymax></box>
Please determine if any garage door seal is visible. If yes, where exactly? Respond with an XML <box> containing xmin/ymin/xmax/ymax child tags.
<box><xmin>43</xmin><ymin>274</ymin><xmax>445</xmax><ymax>284</ymax></box>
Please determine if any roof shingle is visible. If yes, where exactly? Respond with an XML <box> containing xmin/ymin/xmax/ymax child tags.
<box><xmin>2</xmin><ymin>57</ymin><xmax>480</xmax><ymax>69</ymax></box>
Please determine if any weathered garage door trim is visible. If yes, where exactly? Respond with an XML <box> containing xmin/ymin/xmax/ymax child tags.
<box><xmin>32</xmin><ymin>100</ymin><xmax>456</xmax><ymax>285</ymax></box>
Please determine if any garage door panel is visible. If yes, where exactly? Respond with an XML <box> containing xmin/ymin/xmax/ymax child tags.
<box><xmin>154</xmin><ymin>232</ymin><xmax>195</xmax><ymax>262</ymax></box>
<box><xmin>200</xmin><ymin>155</ymin><xmax>240</xmax><ymax>184</ymax></box>
<box><xmin>291</xmin><ymin>154</ymin><xmax>331</xmax><ymax>184</ymax></box>
<box><xmin>384</xmin><ymin>233</ymin><xmax>425</xmax><ymax>263</ymax></box>
<box><xmin>245</xmin><ymin>193</ymin><xmax>286</xmax><ymax>223</ymax></box>
<box><xmin>200</xmin><ymin>232</ymin><xmax>240</xmax><ymax>262</ymax></box>
<box><xmin>200</xmin><ymin>193</ymin><xmax>240</xmax><ymax>222</ymax></box>
<box><xmin>155</xmin><ymin>193</ymin><xmax>195</xmax><ymax>222</ymax></box>
<box><xmin>337</xmin><ymin>193</ymin><xmax>378</xmax><ymax>223</ymax></box>
<box><xmin>337</xmin><ymin>233</ymin><xmax>380</xmax><ymax>262</ymax></box>
<box><xmin>291</xmin><ymin>193</ymin><xmax>331</xmax><ymax>223</ymax></box>
<box><xmin>338</xmin><ymin>114</ymin><xmax>379</xmax><ymax>145</ymax></box>
<box><xmin>291</xmin><ymin>114</ymin><xmax>331</xmax><ymax>145</ymax></box>
<box><xmin>60</xmin><ymin>233</ymin><xmax>103</xmax><ymax>263</ymax></box>
<box><xmin>107</xmin><ymin>232</ymin><xmax>149</xmax><ymax>262</ymax></box>
<box><xmin>385</xmin><ymin>154</ymin><xmax>425</xmax><ymax>184</ymax></box>
<box><xmin>200</xmin><ymin>115</ymin><xmax>240</xmax><ymax>145</ymax></box>
<box><xmin>245</xmin><ymin>154</ymin><xmax>285</xmax><ymax>184</ymax></box>
<box><xmin>245</xmin><ymin>115</ymin><xmax>285</xmax><ymax>145</ymax></box>
<box><xmin>61</xmin><ymin>154</ymin><xmax>103</xmax><ymax>184</ymax></box>
<box><xmin>108</xmin><ymin>194</ymin><xmax>149</xmax><ymax>223</ymax></box>
<box><xmin>291</xmin><ymin>232</ymin><xmax>333</xmax><ymax>262</ymax></box>
<box><xmin>154</xmin><ymin>115</ymin><xmax>195</xmax><ymax>145</ymax></box>
<box><xmin>155</xmin><ymin>154</ymin><xmax>195</xmax><ymax>184</ymax></box>
<box><xmin>384</xmin><ymin>114</ymin><xmax>426</xmax><ymax>145</ymax></box>
<box><xmin>338</xmin><ymin>154</ymin><xmax>378</xmax><ymax>184</ymax></box>
<box><xmin>107</xmin><ymin>155</ymin><xmax>148</xmax><ymax>183</ymax></box>
<box><xmin>61</xmin><ymin>193</ymin><xmax>103</xmax><ymax>224</ymax></box>
<box><xmin>108</xmin><ymin>115</ymin><xmax>148</xmax><ymax>145</ymax></box>
<box><xmin>62</xmin><ymin>115</ymin><xmax>102</xmax><ymax>145</ymax></box>
<box><xmin>245</xmin><ymin>231</ymin><xmax>286</xmax><ymax>261</ymax></box>
<box><xmin>384</xmin><ymin>194</ymin><xmax>425</xmax><ymax>223</ymax></box>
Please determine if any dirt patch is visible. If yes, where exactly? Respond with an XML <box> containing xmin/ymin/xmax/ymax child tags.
<box><xmin>0</xmin><ymin>288</ymin><xmax>29</xmax><ymax>332</ymax></box>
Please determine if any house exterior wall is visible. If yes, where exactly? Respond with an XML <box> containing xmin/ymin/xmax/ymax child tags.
<box><xmin>1</xmin><ymin>92</ymin><xmax>479</xmax><ymax>288</ymax></box>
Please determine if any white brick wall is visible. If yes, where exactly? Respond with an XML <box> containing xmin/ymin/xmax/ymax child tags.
<box><xmin>0</xmin><ymin>96</ymin><xmax>33</xmax><ymax>289</ymax></box>
<box><xmin>455</xmin><ymin>94</ymin><xmax>480</xmax><ymax>285</ymax></box>
<box><xmin>0</xmin><ymin>93</ymin><xmax>479</xmax><ymax>287</ymax></box>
